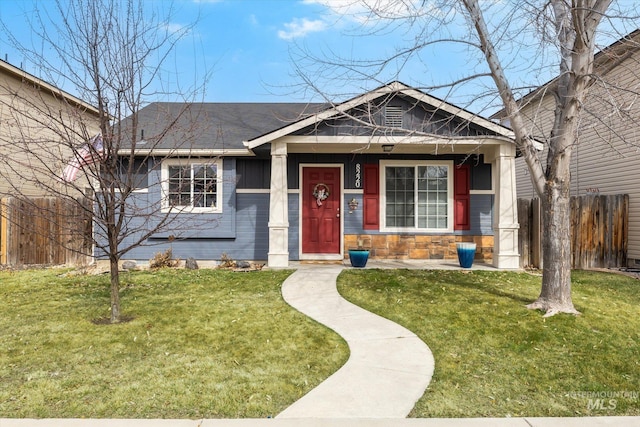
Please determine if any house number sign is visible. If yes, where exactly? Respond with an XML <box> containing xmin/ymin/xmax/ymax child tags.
<box><xmin>355</xmin><ymin>163</ymin><xmax>361</xmax><ymax>188</ymax></box>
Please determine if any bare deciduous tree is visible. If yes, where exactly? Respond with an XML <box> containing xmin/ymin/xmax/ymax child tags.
<box><xmin>0</xmin><ymin>0</ymin><xmax>212</xmax><ymax>323</ymax></box>
<box><xmin>291</xmin><ymin>0</ymin><xmax>638</xmax><ymax>316</ymax></box>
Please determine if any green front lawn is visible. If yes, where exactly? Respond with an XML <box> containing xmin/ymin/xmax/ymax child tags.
<box><xmin>2</xmin><ymin>267</ymin><xmax>638</xmax><ymax>418</ymax></box>
<box><xmin>337</xmin><ymin>269</ymin><xmax>640</xmax><ymax>417</ymax></box>
<box><xmin>0</xmin><ymin>268</ymin><xmax>348</xmax><ymax>418</ymax></box>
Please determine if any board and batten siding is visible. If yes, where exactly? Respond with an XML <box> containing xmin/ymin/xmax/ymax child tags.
<box><xmin>514</xmin><ymin>49</ymin><xmax>640</xmax><ymax>263</ymax></box>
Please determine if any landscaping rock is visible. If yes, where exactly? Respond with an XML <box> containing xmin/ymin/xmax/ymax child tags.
<box><xmin>122</xmin><ymin>260</ymin><xmax>138</xmax><ymax>271</ymax></box>
<box><xmin>185</xmin><ymin>257</ymin><xmax>199</xmax><ymax>270</ymax></box>
<box><xmin>236</xmin><ymin>260</ymin><xmax>251</xmax><ymax>269</ymax></box>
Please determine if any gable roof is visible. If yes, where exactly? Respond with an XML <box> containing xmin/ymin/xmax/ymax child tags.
<box><xmin>491</xmin><ymin>29</ymin><xmax>640</xmax><ymax>121</ymax></box>
<box><xmin>123</xmin><ymin>81</ymin><xmax>515</xmax><ymax>156</ymax></box>
<box><xmin>245</xmin><ymin>81</ymin><xmax>515</xmax><ymax>149</ymax></box>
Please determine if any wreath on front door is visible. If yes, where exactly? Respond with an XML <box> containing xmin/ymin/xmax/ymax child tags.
<box><xmin>313</xmin><ymin>183</ymin><xmax>330</xmax><ymax>206</ymax></box>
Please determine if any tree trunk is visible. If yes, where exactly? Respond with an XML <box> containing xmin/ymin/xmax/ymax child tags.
<box><xmin>109</xmin><ymin>255</ymin><xmax>121</xmax><ymax>323</ymax></box>
<box><xmin>526</xmin><ymin>180</ymin><xmax>580</xmax><ymax>317</ymax></box>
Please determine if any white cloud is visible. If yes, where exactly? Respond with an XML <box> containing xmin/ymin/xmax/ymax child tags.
<box><xmin>278</xmin><ymin>17</ymin><xmax>327</xmax><ymax>40</ymax></box>
<box><xmin>164</xmin><ymin>22</ymin><xmax>187</xmax><ymax>34</ymax></box>
<box><xmin>302</xmin><ymin>0</ymin><xmax>427</xmax><ymax>23</ymax></box>
<box><xmin>302</xmin><ymin>0</ymin><xmax>370</xmax><ymax>16</ymax></box>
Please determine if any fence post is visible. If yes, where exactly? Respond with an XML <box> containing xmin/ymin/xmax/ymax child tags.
<box><xmin>517</xmin><ymin>198</ymin><xmax>531</xmax><ymax>268</ymax></box>
<box><xmin>531</xmin><ymin>198</ymin><xmax>542</xmax><ymax>269</ymax></box>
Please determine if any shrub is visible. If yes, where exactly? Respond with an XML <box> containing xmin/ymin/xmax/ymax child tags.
<box><xmin>149</xmin><ymin>249</ymin><xmax>180</xmax><ymax>269</ymax></box>
<box><xmin>219</xmin><ymin>252</ymin><xmax>235</xmax><ymax>269</ymax></box>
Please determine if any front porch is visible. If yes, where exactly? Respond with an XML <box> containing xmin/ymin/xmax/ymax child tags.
<box><xmin>244</xmin><ymin>82</ymin><xmax>521</xmax><ymax>270</ymax></box>
<box><xmin>291</xmin><ymin>258</ymin><xmax>502</xmax><ymax>271</ymax></box>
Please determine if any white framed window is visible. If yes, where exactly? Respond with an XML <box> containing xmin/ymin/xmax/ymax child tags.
<box><xmin>161</xmin><ymin>158</ymin><xmax>222</xmax><ymax>213</ymax></box>
<box><xmin>381</xmin><ymin>160</ymin><xmax>453</xmax><ymax>232</ymax></box>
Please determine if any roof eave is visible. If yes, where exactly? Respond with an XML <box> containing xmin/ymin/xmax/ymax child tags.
<box><xmin>116</xmin><ymin>148</ymin><xmax>255</xmax><ymax>157</ymax></box>
<box><xmin>245</xmin><ymin>81</ymin><xmax>515</xmax><ymax>149</ymax></box>
<box><xmin>0</xmin><ymin>59</ymin><xmax>101</xmax><ymax>117</ymax></box>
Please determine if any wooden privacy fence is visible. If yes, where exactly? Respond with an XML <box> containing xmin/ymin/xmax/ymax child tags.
<box><xmin>518</xmin><ymin>194</ymin><xmax>628</xmax><ymax>269</ymax></box>
<box><xmin>0</xmin><ymin>197</ymin><xmax>92</xmax><ymax>266</ymax></box>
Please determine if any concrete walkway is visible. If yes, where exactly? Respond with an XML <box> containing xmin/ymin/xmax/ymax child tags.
<box><xmin>277</xmin><ymin>265</ymin><xmax>435</xmax><ymax>418</ymax></box>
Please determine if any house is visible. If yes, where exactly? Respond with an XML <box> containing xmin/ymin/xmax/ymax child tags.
<box><xmin>0</xmin><ymin>59</ymin><xmax>102</xmax><ymax>196</ymax></box>
<box><xmin>494</xmin><ymin>30</ymin><xmax>640</xmax><ymax>267</ymax></box>
<box><xmin>116</xmin><ymin>81</ymin><xmax>520</xmax><ymax>269</ymax></box>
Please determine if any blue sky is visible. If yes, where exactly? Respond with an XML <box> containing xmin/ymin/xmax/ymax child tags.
<box><xmin>0</xmin><ymin>0</ymin><xmax>498</xmax><ymax>110</ymax></box>
<box><xmin>1</xmin><ymin>0</ymin><xmax>405</xmax><ymax>101</ymax></box>
<box><xmin>1</xmin><ymin>1</ymin><xmax>638</xmax><ymax>114</ymax></box>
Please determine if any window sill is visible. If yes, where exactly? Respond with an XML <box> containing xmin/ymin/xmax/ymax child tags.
<box><xmin>381</xmin><ymin>227</ymin><xmax>454</xmax><ymax>233</ymax></box>
<box><xmin>161</xmin><ymin>207</ymin><xmax>222</xmax><ymax>214</ymax></box>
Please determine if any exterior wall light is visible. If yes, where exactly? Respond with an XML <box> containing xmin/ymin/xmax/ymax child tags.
<box><xmin>382</xmin><ymin>144</ymin><xmax>394</xmax><ymax>153</ymax></box>
<box><xmin>348</xmin><ymin>198</ymin><xmax>359</xmax><ymax>212</ymax></box>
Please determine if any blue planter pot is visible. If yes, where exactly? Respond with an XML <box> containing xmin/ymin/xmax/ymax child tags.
<box><xmin>348</xmin><ymin>249</ymin><xmax>370</xmax><ymax>268</ymax></box>
<box><xmin>456</xmin><ymin>243</ymin><xmax>476</xmax><ymax>268</ymax></box>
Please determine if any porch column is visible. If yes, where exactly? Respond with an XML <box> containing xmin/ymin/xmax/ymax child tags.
<box><xmin>268</xmin><ymin>141</ymin><xmax>289</xmax><ymax>267</ymax></box>
<box><xmin>491</xmin><ymin>144</ymin><xmax>520</xmax><ymax>269</ymax></box>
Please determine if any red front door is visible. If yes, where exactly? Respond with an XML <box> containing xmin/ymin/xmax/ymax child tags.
<box><xmin>302</xmin><ymin>167</ymin><xmax>341</xmax><ymax>254</ymax></box>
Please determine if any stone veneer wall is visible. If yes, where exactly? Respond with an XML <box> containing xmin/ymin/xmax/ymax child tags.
<box><xmin>344</xmin><ymin>234</ymin><xmax>494</xmax><ymax>262</ymax></box>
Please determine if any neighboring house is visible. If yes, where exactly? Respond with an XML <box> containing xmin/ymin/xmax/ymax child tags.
<box><xmin>0</xmin><ymin>59</ymin><xmax>101</xmax><ymax>196</ymax></box>
<box><xmin>493</xmin><ymin>30</ymin><xmax>640</xmax><ymax>266</ymax></box>
<box><xmin>117</xmin><ymin>81</ymin><xmax>520</xmax><ymax>269</ymax></box>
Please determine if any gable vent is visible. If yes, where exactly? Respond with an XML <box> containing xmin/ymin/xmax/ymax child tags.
<box><xmin>384</xmin><ymin>106</ymin><xmax>403</xmax><ymax>128</ymax></box>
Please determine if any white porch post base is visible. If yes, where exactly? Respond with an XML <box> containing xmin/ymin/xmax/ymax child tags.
<box><xmin>493</xmin><ymin>224</ymin><xmax>520</xmax><ymax>269</ymax></box>
<box><xmin>268</xmin><ymin>225</ymin><xmax>289</xmax><ymax>268</ymax></box>
<box><xmin>267</xmin><ymin>253</ymin><xmax>290</xmax><ymax>268</ymax></box>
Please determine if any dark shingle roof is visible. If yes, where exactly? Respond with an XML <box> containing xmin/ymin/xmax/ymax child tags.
<box><xmin>121</xmin><ymin>102</ymin><xmax>325</xmax><ymax>151</ymax></box>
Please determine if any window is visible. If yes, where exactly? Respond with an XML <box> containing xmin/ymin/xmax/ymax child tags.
<box><xmin>382</xmin><ymin>161</ymin><xmax>452</xmax><ymax>231</ymax></box>
<box><xmin>161</xmin><ymin>159</ymin><xmax>222</xmax><ymax>212</ymax></box>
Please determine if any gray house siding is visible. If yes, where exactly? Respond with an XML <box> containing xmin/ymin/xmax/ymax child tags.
<box><xmin>284</xmin><ymin>153</ymin><xmax>495</xmax><ymax>260</ymax></box>
<box><xmin>469</xmin><ymin>194</ymin><xmax>494</xmax><ymax>235</ymax></box>
<box><xmin>111</xmin><ymin>191</ymin><xmax>270</xmax><ymax>262</ymax></box>
<box><xmin>100</xmin><ymin>157</ymin><xmax>271</xmax><ymax>262</ymax></box>
<box><xmin>343</xmin><ymin>193</ymin><xmax>364</xmax><ymax>235</ymax></box>
<box><xmin>108</xmin><ymin>151</ymin><xmax>494</xmax><ymax>263</ymax></box>
<box><xmin>288</xmin><ymin>193</ymin><xmax>300</xmax><ymax>260</ymax></box>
